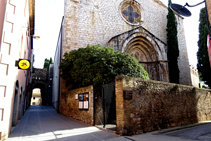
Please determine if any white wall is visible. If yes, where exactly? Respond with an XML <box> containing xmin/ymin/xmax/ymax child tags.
<box><xmin>52</xmin><ymin>17</ymin><xmax>64</xmax><ymax>111</ymax></box>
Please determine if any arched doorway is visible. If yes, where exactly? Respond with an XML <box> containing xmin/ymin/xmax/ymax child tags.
<box><xmin>125</xmin><ymin>36</ymin><xmax>160</xmax><ymax>80</ymax></box>
<box><xmin>122</xmin><ymin>32</ymin><xmax>169</xmax><ymax>82</ymax></box>
<box><xmin>31</xmin><ymin>83</ymin><xmax>47</xmax><ymax>105</ymax></box>
<box><xmin>31</xmin><ymin>88</ymin><xmax>42</xmax><ymax>105</ymax></box>
<box><xmin>12</xmin><ymin>81</ymin><xmax>19</xmax><ymax>126</ymax></box>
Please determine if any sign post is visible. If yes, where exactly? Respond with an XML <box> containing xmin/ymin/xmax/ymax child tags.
<box><xmin>15</xmin><ymin>59</ymin><xmax>31</xmax><ymax>70</ymax></box>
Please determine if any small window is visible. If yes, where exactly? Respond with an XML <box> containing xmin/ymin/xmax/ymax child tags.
<box><xmin>33</xmin><ymin>97</ymin><xmax>35</xmax><ymax>100</ymax></box>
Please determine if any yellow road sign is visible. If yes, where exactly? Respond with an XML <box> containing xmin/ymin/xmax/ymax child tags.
<box><xmin>18</xmin><ymin>59</ymin><xmax>31</xmax><ymax>70</ymax></box>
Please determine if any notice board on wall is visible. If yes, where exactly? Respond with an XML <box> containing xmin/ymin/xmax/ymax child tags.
<box><xmin>78</xmin><ymin>92</ymin><xmax>89</xmax><ymax>110</ymax></box>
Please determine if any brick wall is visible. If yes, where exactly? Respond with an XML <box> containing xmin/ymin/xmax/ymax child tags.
<box><xmin>60</xmin><ymin>79</ymin><xmax>94</xmax><ymax>125</ymax></box>
<box><xmin>115</xmin><ymin>75</ymin><xmax>211</xmax><ymax>135</ymax></box>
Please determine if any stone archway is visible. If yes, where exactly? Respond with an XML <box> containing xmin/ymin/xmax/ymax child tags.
<box><xmin>31</xmin><ymin>82</ymin><xmax>47</xmax><ymax>105</ymax></box>
<box><xmin>12</xmin><ymin>81</ymin><xmax>19</xmax><ymax>126</ymax></box>
<box><xmin>124</xmin><ymin>36</ymin><xmax>161</xmax><ymax>80</ymax></box>
<box><xmin>108</xmin><ymin>26</ymin><xmax>169</xmax><ymax>82</ymax></box>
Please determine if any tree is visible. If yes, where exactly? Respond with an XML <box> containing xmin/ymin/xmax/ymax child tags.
<box><xmin>197</xmin><ymin>7</ymin><xmax>211</xmax><ymax>88</ymax></box>
<box><xmin>166</xmin><ymin>0</ymin><xmax>180</xmax><ymax>84</ymax></box>
<box><xmin>59</xmin><ymin>45</ymin><xmax>149</xmax><ymax>89</ymax></box>
<box><xmin>43</xmin><ymin>57</ymin><xmax>53</xmax><ymax>69</ymax></box>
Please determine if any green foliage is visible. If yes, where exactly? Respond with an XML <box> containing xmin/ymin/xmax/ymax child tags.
<box><xmin>43</xmin><ymin>57</ymin><xmax>53</xmax><ymax>69</ymax></box>
<box><xmin>166</xmin><ymin>0</ymin><xmax>180</xmax><ymax>84</ymax></box>
<box><xmin>197</xmin><ymin>7</ymin><xmax>211</xmax><ymax>88</ymax></box>
<box><xmin>59</xmin><ymin>45</ymin><xmax>149</xmax><ymax>89</ymax></box>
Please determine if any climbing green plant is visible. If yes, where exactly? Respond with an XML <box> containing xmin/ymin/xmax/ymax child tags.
<box><xmin>59</xmin><ymin>45</ymin><xmax>149</xmax><ymax>90</ymax></box>
<box><xmin>166</xmin><ymin>0</ymin><xmax>180</xmax><ymax>84</ymax></box>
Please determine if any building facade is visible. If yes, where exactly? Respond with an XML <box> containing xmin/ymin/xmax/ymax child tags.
<box><xmin>0</xmin><ymin>0</ymin><xmax>35</xmax><ymax>140</ymax></box>
<box><xmin>53</xmin><ymin>0</ymin><xmax>194</xmax><ymax>114</ymax></box>
<box><xmin>62</xmin><ymin>0</ymin><xmax>192</xmax><ymax>85</ymax></box>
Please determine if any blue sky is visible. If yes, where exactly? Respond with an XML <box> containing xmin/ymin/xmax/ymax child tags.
<box><xmin>33</xmin><ymin>0</ymin><xmax>205</xmax><ymax>68</ymax></box>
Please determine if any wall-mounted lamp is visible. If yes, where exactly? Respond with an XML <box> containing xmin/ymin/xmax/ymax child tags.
<box><xmin>33</xmin><ymin>36</ymin><xmax>40</xmax><ymax>40</ymax></box>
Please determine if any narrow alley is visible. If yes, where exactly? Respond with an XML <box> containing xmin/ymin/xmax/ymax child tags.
<box><xmin>7</xmin><ymin>105</ymin><xmax>211</xmax><ymax>141</ymax></box>
<box><xmin>7</xmin><ymin>106</ymin><xmax>129</xmax><ymax>141</ymax></box>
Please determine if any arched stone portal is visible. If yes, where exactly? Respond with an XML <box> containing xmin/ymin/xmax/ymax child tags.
<box><xmin>30</xmin><ymin>68</ymin><xmax>50</xmax><ymax>105</ymax></box>
<box><xmin>108</xmin><ymin>26</ymin><xmax>169</xmax><ymax>82</ymax></box>
<box><xmin>31</xmin><ymin>82</ymin><xmax>47</xmax><ymax>105</ymax></box>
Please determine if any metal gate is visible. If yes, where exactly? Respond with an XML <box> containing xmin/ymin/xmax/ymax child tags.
<box><xmin>94</xmin><ymin>82</ymin><xmax>116</xmax><ymax>130</ymax></box>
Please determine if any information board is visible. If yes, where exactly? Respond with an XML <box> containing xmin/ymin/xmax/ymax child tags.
<box><xmin>78</xmin><ymin>92</ymin><xmax>89</xmax><ymax>110</ymax></box>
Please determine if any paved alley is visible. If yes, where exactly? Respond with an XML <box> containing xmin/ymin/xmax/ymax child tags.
<box><xmin>7</xmin><ymin>105</ymin><xmax>211</xmax><ymax>141</ymax></box>
<box><xmin>7</xmin><ymin>105</ymin><xmax>129</xmax><ymax>141</ymax></box>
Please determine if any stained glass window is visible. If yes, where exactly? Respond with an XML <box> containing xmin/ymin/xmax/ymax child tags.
<box><xmin>121</xmin><ymin>2</ymin><xmax>141</xmax><ymax>24</ymax></box>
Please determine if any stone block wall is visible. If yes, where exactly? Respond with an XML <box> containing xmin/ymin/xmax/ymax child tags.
<box><xmin>115</xmin><ymin>75</ymin><xmax>211</xmax><ymax>135</ymax></box>
<box><xmin>60</xmin><ymin>80</ymin><xmax>94</xmax><ymax>125</ymax></box>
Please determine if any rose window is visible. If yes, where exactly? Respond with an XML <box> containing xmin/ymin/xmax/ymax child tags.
<box><xmin>120</xmin><ymin>1</ymin><xmax>141</xmax><ymax>25</ymax></box>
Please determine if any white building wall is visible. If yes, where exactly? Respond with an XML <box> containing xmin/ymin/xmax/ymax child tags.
<box><xmin>0</xmin><ymin>0</ymin><xmax>33</xmax><ymax>140</ymax></box>
<box><xmin>52</xmin><ymin>17</ymin><xmax>63</xmax><ymax>111</ymax></box>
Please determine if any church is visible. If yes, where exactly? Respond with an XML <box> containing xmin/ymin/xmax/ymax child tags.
<box><xmin>60</xmin><ymin>0</ymin><xmax>192</xmax><ymax>85</ymax></box>
<box><xmin>52</xmin><ymin>0</ymin><xmax>193</xmax><ymax>106</ymax></box>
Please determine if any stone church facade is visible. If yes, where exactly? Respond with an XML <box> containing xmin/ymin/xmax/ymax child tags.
<box><xmin>62</xmin><ymin>0</ymin><xmax>191</xmax><ymax>85</ymax></box>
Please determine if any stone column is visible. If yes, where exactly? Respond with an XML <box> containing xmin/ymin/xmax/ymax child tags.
<box><xmin>115</xmin><ymin>76</ymin><xmax>125</xmax><ymax>135</ymax></box>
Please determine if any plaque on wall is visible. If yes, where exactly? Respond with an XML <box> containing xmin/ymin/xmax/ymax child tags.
<box><xmin>75</xmin><ymin>94</ymin><xmax>78</xmax><ymax>99</ymax></box>
<box><xmin>83</xmin><ymin>92</ymin><xmax>89</xmax><ymax>110</ymax></box>
<box><xmin>79</xmin><ymin>94</ymin><xmax>84</xmax><ymax>101</ymax></box>
<box><xmin>79</xmin><ymin>101</ymin><xmax>83</xmax><ymax>109</ymax></box>
<box><xmin>84</xmin><ymin>101</ymin><xmax>89</xmax><ymax>109</ymax></box>
<box><xmin>123</xmin><ymin>90</ymin><xmax>133</xmax><ymax>100</ymax></box>
<box><xmin>78</xmin><ymin>92</ymin><xmax>89</xmax><ymax>110</ymax></box>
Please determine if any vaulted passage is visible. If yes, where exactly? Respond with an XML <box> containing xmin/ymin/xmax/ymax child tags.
<box><xmin>31</xmin><ymin>83</ymin><xmax>47</xmax><ymax>105</ymax></box>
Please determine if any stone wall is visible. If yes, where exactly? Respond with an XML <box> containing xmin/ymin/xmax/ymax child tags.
<box><xmin>60</xmin><ymin>81</ymin><xmax>94</xmax><ymax>125</ymax></box>
<box><xmin>115</xmin><ymin>75</ymin><xmax>211</xmax><ymax>135</ymax></box>
<box><xmin>32</xmin><ymin>68</ymin><xmax>48</xmax><ymax>81</ymax></box>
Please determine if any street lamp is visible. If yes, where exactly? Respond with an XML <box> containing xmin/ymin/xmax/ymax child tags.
<box><xmin>170</xmin><ymin>1</ymin><xmax>211</xmax><ymax>66</ymax></box>
<box><xmin>33</xmin><ymin>36</ymin><xmax>40</xmax><ymax>40</ymax></box>
<box><xmin>170</xmin><ymin>1</ymin><xmax>210</xmax><ymax>34</ymax></box>
<box><xmin>22</xmin><ymin>26</ymin><xmax>40</xmax><ymax>40</ymax></box>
